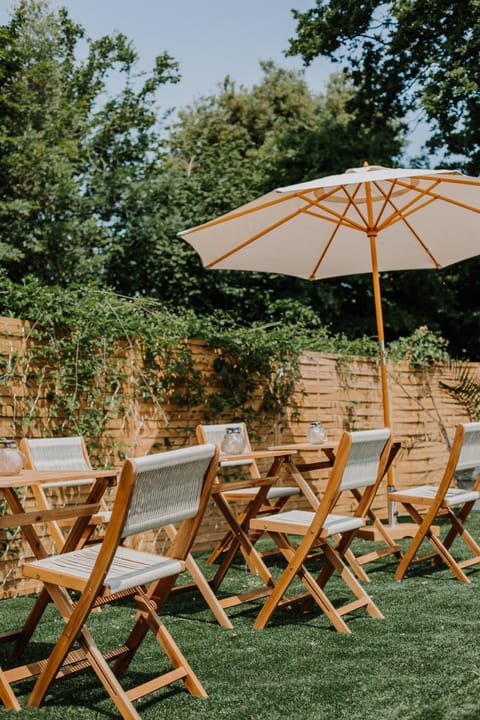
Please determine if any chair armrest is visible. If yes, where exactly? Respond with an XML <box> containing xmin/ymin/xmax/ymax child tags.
<box><xmin>212</xmin><ymin>476</ymin><xmax>279</xmax><ymax>494</ymax></box>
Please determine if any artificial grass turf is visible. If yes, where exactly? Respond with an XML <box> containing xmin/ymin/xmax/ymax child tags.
<box><xmin>1</xmin><ymin>518</ymin><xmax>480</xmax><ymax>719</ymax></box>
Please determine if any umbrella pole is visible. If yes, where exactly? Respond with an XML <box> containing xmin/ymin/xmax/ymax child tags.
<box><xmin>368</xmin><ymin>231</ymin><xmax>397</xmax><ymax>526</ymax></box>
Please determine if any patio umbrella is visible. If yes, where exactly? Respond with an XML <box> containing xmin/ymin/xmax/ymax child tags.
<box><xmin>178</xmin><ymin>164</ymin><xmax>480</xmax><ymax>523</ymax></box>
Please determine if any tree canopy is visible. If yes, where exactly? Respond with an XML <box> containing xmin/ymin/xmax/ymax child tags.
<box><xmin>288</xmin><ymin>0</ymin><xmax>480</xmax><ymax>174</ymax></box>
<box><xmin>0</xmin><ymin>0</ymin><xmax>179</xmax><ymax>285</ymax></box>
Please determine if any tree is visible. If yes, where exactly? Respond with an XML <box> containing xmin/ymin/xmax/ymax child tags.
<box><xmin>287</xmin><ymin>0</ymin><xmax>480</xmax><ymax>174</ymax></box>
<box><xmin>0</xmin><ymin>0</ymin><xmax>179</xmax><ymax>284</ymax></box>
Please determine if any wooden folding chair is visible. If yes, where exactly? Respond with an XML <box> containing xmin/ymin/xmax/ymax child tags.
<box><xmin>20</xmin><ymin>435</ymin><xmax>231</xmax><ymax>629</ymax></box>
<box><xmin>19</xmin><ymin>436</ymin><xmax>111</xmax><ymax>551</ymax></box>
<box><xmin>22</xmin><ymin>443</ymin><xmax>218</xmax><ymax>719</ymax></box>
<box><xmin>388</xmin><ymin>422</ymin><xmax>480</xmax><ymax>583</ymax></box>
<box><xmin>196</xmin><ymin>422</ymin><xmax>300</xmax><ymax>564</ymax></box>
<box><xmin>250</xmin><ymin>428</ymin><xmax>392</xmax><ymax>633</ymax></box>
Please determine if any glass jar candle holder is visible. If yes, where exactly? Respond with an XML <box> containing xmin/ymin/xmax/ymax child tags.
<box><xmin>307</xmin><ymin>421</ymin><xmax>327</xmax><ymax>445</ymax></box>
<box><xmin>0</xmin><ymin>439</ymin><xmax>24</xmax><ymax>475</ymax></box>
<box><xmin>221</xmin><ymin>427</ymin><xmax>246</xmax><ymax>455</ymax></box>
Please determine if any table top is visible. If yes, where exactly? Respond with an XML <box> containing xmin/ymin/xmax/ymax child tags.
<box><xmin>268</xmin><ymin>442</ymin><xmax>337</xmax><ymax>452</ymax></box>
<box><xmin>0</xmin><ymin>468</ymin><xmax>118</xmax><ymax>489</ymax></box>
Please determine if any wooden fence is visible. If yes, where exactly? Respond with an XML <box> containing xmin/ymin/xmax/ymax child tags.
<box><xmin>0</xmin><ymin>316</ymin><xmax>476</xmax><ymax>598</ymax></box>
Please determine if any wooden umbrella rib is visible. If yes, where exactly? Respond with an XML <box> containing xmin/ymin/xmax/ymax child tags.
<box><xmin>182</xmin><ymin>192</ymin><xmax>295</xmax><ymax>236</ymax></box>
<box><xmin>300</xmin><ymin>188</ymin><xmax>367</xmax><ymax>233</ymax></box>
<box><xmin>388</xmin><ymin>212</ymin><xmax>442</xmax><ymax>267</ymax></box>
<box><xmin>375</xmin><ymin>177</ymin><xmax>462</xmax><ymax>230</ymax></box>
<box><xmin>377</xmin><ymin>195</ymin><xmax>437</xmax><ymax>230</ymax></box>
<box><xmin>364</xmin><ymin>177</ymin><xmax>441</xmax><ymax>232</ymax></box>
<box><xmin>302</xmin><ymin>207</ymin><xmax>363</xmax><ymax>232</ymax></box>
<box><xmin>342</xmin><ymin>184</ymin><xmax>371</xmax><ymax>229</ymax></box>
<box><xmin>206</xmin><ymin>207</ymin><xmax>305</xmax><ymax>267</ymax></box>
<box><xmin>301</xmin><ymin>187</ymin><xmax>369</xmax><ymax>277</ymax></box>
<box><xmin>419</xmin><ymin>174</ymin><xmax>480</xmax><ymax>189</ymax></box>
<box><xmin>309</xmin><ymin>220</ymin><xmax>353</xmax><ymax>279</ymax></box>
<box><xmin>373</xmin><ymin>176</ymin><xmax>480</xmax><ymax>267</ymax></box>
<box><xmin>372</xmin><ymin>177</ymin><xmax>457</xmax><ymax>231</ymax></box>
<box><xmin>391</xmin><ymin>177</ymin><xmax>480</xmax><ymax>218</ymax></box>
<box><xmin>304</xmin><ymin>185</ymin><xmax>377</xmax><ymax>277</ymax></box>
<box><xmin>420</xmin><ymin>192</ymin><xmax>480</xmax><ymax>216</ymax></box>
<box><xmin>369</xmin><ymin>179</ymin><xmax>405</xmax><ymax>229</ymax></box>
<box><xmin>375</xmin><ymin>192</ymin><xmax>441</xmax><ymax>267</ymax></box>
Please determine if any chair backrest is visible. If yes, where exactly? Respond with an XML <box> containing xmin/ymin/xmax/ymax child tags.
<box><xmin>436</xmin><ymin>422</ymin><xmax>480</xmax><ymax>500</ymax></box>
<box><xmin>120</xmin><ymin>443</ymin><xmax>219</xmax><ymax>541</ymax></box>
<box><xmin>20</xmin><ymin>436</ymin><xmax>92</xmax><ymax>473</ymax></box>
<box><xmin>19</xmin><ymin>436</ymin><xmax>99</xmax><ymax>552</ymax></box>
<box><xmin>339</xmin><ymin>428</ymin><xmax>392</xmax><ymax>492</ymax></box>
<box><xmin>315</xmin><ymin>428</ymin><xmax>392</xmax><ymax>527</ymax></box>
<box><xmin>455</xmin><ymin>422</ymin><xmax>480</xmax><ymax>473</ymax></box>
<box><xmin>196</xmin><ymin>422</ymin><xmax>258</xmax><ymax>474</ymax></box>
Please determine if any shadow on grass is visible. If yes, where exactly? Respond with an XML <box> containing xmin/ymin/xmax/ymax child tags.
<box><xmin>2</xmin><ymin>515</ymin><xmax>480</xmax><ymax>718</ymax></box>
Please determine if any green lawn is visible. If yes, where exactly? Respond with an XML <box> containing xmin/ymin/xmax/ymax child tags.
<box><xmin>1</xmin><ymin>518</ymin><xmax>480</xmax><ymax>719</ymax></box>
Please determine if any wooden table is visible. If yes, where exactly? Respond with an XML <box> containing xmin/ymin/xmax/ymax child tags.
<box><xmin>0</xmin><ymin>467</ymin><xmax>118</xmax><ymax>710</ymax></box>
<box><xmin>0</xmin><ymin>469</ymin><xmax>117</xmax><ymax>556</ymax></box>
<box><xmin>208</xmin><ymin>448</ymin><xmax>295</xmax><ymax>610</ymax></box>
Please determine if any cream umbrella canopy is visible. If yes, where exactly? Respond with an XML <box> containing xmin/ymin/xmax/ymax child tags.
<box><xmin>178</xmin><ymin>164</ymin><xmax>480</xmax><ymax>436</ymax></box>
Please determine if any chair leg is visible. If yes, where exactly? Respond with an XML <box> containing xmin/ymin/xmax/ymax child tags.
<box><xmin>29</xmin><ymin>585</ymin><xmax>207</xmax><ymax>716</ymax></box>
<box><xmin>426</xmin><ymin>531</ymin><xmax>472</xmax><ymax>582</ymax></box>
<box><xmin>77</xmin><ymin>627</ymin><xmax>144</xmax><ymax>720</ymax></box>
<box><xmin>206</xmin><ymin>527</ymin><xmax>235</xmax><ymax>565</ymax></box>
<box><xmin>29</xmin><ymin>622</ymin><xmax>144</xmax><ymax>720</ymax></box>
<box><xmin>344</xmin><ymin>547</ymin><xmax>370</xmax><ymax>583</ymax></box>
<box><xmin>253</xmin><ymin>531</ymin><xmax>352</xmax><ymax>633</ymax></box>
<box><xmin>253</xmin><ymin>531</ymin><xmax>310</xmax><ymax>630</ymax></box>
<box><xmin>207</xmin><ymin>497</ymin><xmax>259</xmax><ymax>564</ymax></box>
<box><xmin>321</xmin><ymin>542</ymin><xmax>384</xmax><ymax>620</ymax></box>
<box><xmin>111</xmin><ymin>590</ymin><xmax>207</xmax><ymax>700</ymax></box>
<box><xmin>10</xmin><ymin>588</ymin><xmax>51</xmax><ymax>660</ymax></box>
<box><xmin>27</xmin><ymin>583</ymin><xmax>92</xmax><ymax>708</ymax></box>
<box><xmin>394</xmin><ymin>503</ymin><xmax>471</xmax><ymax>583</ymax></box>
<box><xmin>0</xmin><ymin>667</ymin><xmax>21</xmax><ymax>711</ymax></box>
<box><xmin>302</xmin><ymin>529</ymin><xmax>363</xmax><ymax>610</ymax></box>
<box><xmin>183</xmin><ymin>553</ymin><xmax>233</xmax><ymax>629</ymax></box>
<box><xmin>439</xmin><ymin>503</ymin><xmax>476</xmax><ymax>553</ymax></box>
<box><xmin>350</xmin><ymin>484</ymin><xmax>403</xmax><ymax>566</ymax></box>
<box><xmin>135</xmin><ymin>592</ymin><xmax>207</xmax><ymax>697</ymax></box>
<box><xmin>433</xmin><ymin>504</ymin><xmax>480</xmax><ymax>567</ymax></box>
<box><xmin>393</xmin><ymin>503</ymin><xmax>437</xmax><ymax>581</ymax></box>
<box><xmin>296</xmin><ymin>558</ymin><xmax>353</xmax><ymax>633</ymax></box>
<box><xmin>163</xmin><ymin>525</ymin><xmax>233</xmax><ymax>629</ymax></box>
<box><xmin>209</xmin><ymin>494</ymin><xmax>275</xmax><ymax>593</ymax></box>
<box><xmin>112</xmin><ymin>577</ymin><xmax>188</xmax><ymax>677</ymax></box>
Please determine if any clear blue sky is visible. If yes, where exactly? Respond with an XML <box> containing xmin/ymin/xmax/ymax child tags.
<box><xmin>1</xmin><ymin>0</ymin><xmax>333</xmax><ymax>112</ymax></box>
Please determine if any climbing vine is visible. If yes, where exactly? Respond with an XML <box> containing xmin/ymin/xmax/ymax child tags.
<box><xmin>0</xmin><ymin>280</ymin><xmax>310</xmax><ymax>461</ymax></box>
